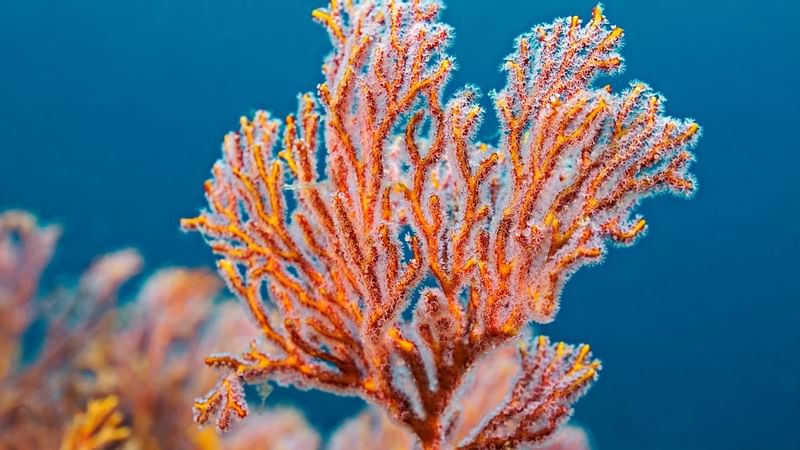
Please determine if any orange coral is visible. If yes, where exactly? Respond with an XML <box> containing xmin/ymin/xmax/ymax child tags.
<box><xmin>182</xmin><ymin>1</ymin><xmax>699</xmax><ymax>448</ymax></box>
<box><xmin>60</xmin><ymin>396</ymin><xmax>131</xmax><ymax>450</ymax></box>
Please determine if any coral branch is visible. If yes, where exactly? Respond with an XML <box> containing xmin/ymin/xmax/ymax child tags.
<box><xmin>458</xmin><ymin>337</ymin><xmax>599</xmax><ymax>449</ymax></box>
<box><xmin>490</xmin><ymin>6</ymin><xmax>699</xmax><ymax>323</ymax></box>
<box><xmin>0</xmin><ymin>211</ymin><xmax>60</xmax><ymax>379</ymax></box>
<box><xmin>183</xmin><ymin>1</ymin><xmax>699</xmax><ymax>448</ymax></box>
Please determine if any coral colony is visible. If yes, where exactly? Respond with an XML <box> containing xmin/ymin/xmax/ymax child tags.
<box><xmin>182</xmin><ymin>0</ymin><xmax>699</xmax><ymax>449</ymax></box>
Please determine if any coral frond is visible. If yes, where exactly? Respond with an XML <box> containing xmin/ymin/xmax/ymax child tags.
<box><xmin>194</xmin><ymin>373</ymin><xmax>249</xmax><ymax>432</ymax></box>
<box><xmin>459</xmin><ymin>336</ymin><xmax>600</xmax><ymax>449</ymax></box>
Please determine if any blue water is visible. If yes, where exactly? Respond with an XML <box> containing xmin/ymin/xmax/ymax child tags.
<box><xmin>1</xmin><ymin>0</ymin><xmax>797</xmax><ymax>449</ymax></box>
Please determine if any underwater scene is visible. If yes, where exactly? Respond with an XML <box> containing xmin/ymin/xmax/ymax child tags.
<box><xmin>1</xmin><ymin>0</ymin><xmax>797</xmax><ymax>449</ymax></box>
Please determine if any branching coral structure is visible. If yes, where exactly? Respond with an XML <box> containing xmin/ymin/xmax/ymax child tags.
<box><xmin>182</xmin><ymin>1</ymin><xmax>699</xmax><ymax>448</ymax></box>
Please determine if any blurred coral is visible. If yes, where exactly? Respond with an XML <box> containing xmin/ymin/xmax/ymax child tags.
<box><xmin>183</xmin><ymin>0</ymin><xmax>697</xmax><ymax>448</ymax></box>
<box><xmin>214</xmin><ymin>408</ymin><xmax>321</xmax><ymax>450</ymax></box>
<box><xmin>0</xmin><ymin>210</ymin><xmax>60</xmax><ymax>379</ymax></box>
<box><xmin>536</xmin><ymin>426</ymin><xmax>591</xmax><ymax>450</ymax></box>
<box><xmin>328</xmin><ymin>407</ymin><xmax>416</xmax><ymax>450</ymax></box>
<box><xmin>0</xmin><ymin>210</ymin><xmax>318</xmax><ymax>450</ymax></box>
<box><xmin>102</xmin><ymin>268</ymin><xmax>223</xmax><ymax>450</ymax></box>
<box><xmin>60</xmin><ymin>396</ymin><xmax>131</xmax><ymax>450</ymax></box>
<box><xmin>0</xmin><ymin>211</ymin><xmax>142</xmax><ymax>449</ymax></box>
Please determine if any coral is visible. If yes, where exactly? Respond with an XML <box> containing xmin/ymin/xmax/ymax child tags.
<box><xmin>536</xmin><ymin>426</ymin><xmax>591</xmax><ymax>450</ymax></box>
<box><xmin>0</xmin><ymin>210</ymin><xmax>60</xmax><ymax>379</ymax></box>
<box><xmin>71</xmin><ymin>264</ymin><xmax>312</xmax><ymax>450</ymax></box>
<box><xmin>60</xmin><ymin>396</ymin><xmax>131</xmax><ymax>450</ymax></box>
<box><xmin>449</xmin><ymin>336</ymin><xmax>597</xmax><ymax>449</ymax></box>
<box><xmin>0</xmin><ymin>210</ymin><xmax>318</xmax><ymax>450</ymax></box>
<box><xmin>447</xmin><ymin>343</ymin><xmax>522</xmax><ymax>442</ymax></box>
<box><xmin>99</xmin><ymin>268</ymin><xmax>224</xmax><ymax>450</ymax></box>
<box><xmin>182</xmin><ymin>0</ymin><xmax>698</xmax><ymax>448</ymax></box>
<box><xmin>215</xmin><ymin>408</ymin><xmax>321</xmax><ymax>450</ymax></box>
<box><xmin>328</xmin><ymin>407</ymin><xmax>417</xmax><ymax>450</ymax></box>
<box><xmin>0</xmin><ymin>210</ymin><xmax>143</xmax><ymax>450</ymax></box>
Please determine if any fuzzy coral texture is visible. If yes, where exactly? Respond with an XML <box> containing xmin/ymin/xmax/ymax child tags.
<box><xmin>180</xmin><ymin>0</ymin><xmax>699</xmax><ymax>449</ymax></box>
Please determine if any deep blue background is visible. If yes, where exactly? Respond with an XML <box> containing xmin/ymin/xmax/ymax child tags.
<box><xmin>2</xmin><ymin>0</ymin><xmax>798</xmax><ymax>449</ymax></box>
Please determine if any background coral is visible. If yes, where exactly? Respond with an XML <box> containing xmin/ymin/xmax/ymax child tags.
<box><xmin>0</xmin><ymin>211</ymin><xmax>316</xmax><ymax>450</ymax></box>
<box><xmin>0</xmin><ymin>211</ymin><xmax>142</xmax><ymax>449</ymax></box>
